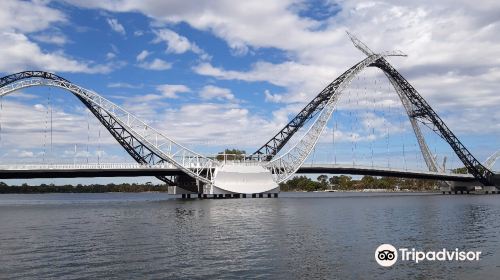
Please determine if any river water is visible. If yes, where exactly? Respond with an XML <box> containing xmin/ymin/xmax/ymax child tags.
<box><xmin>0</xmin><ymin>192</ymin><xmax>499</xmax><ymax>279</ymax></box>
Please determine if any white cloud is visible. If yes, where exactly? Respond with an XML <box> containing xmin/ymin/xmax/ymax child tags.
<box><xmin>32</xmin><ymin>33</ymin><xmax>68</xmax><ymax>45</ymax></box>
<box><xmin>106</xmin><ymin>52</ymin><xmax>116</xmax><ymax>60</ymax></box>
<box><xmin>154</xmin><ymin>29</ymin><xmax>191</xmax><ymax>53</ymax></box>
<box><xmin>264</xmin><ymin>89</ymin><xmax>283</xmax><ymax>103</ymax></box>
<box><xmin>193</xmin><ymin>61</ymin><xmax>335</xmax><ymax>104</ymax></box>
<box><xmin>19</xmin><ymin>151</ymin><xmax>34</xmax><ymax>158</ymax></box>
<box><xmin>62</xmin><ymin>0</ymin><xmax>500</xmax><ymax>139</ymax></box>
<box><xmin>199</xmin><ymin>85</ymin><xmax>235</xmax><ymax>101</ymax></box>
<box><xmin>153</xmin><ymin>28</ymin><xmax>210</xmax><ymax>60</ymax></box>
<box><xmin>136</xmin><ymin>50</ymin><xmax>150</xmax><ymax>61</ymax></box>
<box><xmin>159</xmin><ymin>102</ymin><xmax>281</xmax><ymax>147</ymax></box>
<box><xmin>0</xmin><ymin>99</ymin><xmax>117</xmax><ymax>150</ymax></box>
<box><xmin>6</xmin><ymin>0</ymin><xmax>499</xmax><ymax>164</ymax></box>
<box><xmin>137</xmin><ymin>58</ymin><xmax>172</xmax><ymax>70</ymax></box>
<box><xmin>106</xmin><ymin>18</ymin><xmax>126</xmax><ymax>35</ymax></box>
<box><xmin>0</xmin><ymin>0</ymin><xmax>66</xmax><ymax>33</ymax></box>
<box><xmin>0</xmin><ymin>1</ymin><xmax>114</xmax><ymax>74</ymax></box>
<box><xmin>156</xmin><ymin>84</ymin><xmax>191</xmax><ymax>99</ymax></box>
<box><xmin>0</xmin><ymin>32</ymin><xmax>114</xmax><ymax>73</ymax></box>
<box><xmin>107</xmin><ymin>82</ymin><xmax>143</xmax><ymax>89</ymax></box>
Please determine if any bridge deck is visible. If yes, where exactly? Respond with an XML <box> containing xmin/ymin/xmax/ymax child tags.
<box><xmin>0</xmin><ymin>163</ymin><xmax>478</xmax><ymax>182</ymax></box>
<box><xmin>297</xmin><ymin>164</ymin><xmax>476</xmax><ymax>182</ymax></box>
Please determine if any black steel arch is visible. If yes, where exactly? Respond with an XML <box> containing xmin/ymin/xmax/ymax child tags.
<box><xmin>370</xmin><ymin>59</ymin><xmax>495</xmax><ymax>186</ymax></box>
<box><xmin>253</xmin><ymin>60</ymin><xmax>495</xmax><ymax>186</ymax></box>
<box><xmin>0</xmin><ymin>71</ymin><xmax>176</xmax><ymax>185</ymax></box>
<box><xmin>250</xmin><ymin>59</ymin><xmax>367</xmax><ymax>160</ymax></box>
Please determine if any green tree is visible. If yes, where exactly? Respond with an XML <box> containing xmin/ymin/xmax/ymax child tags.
<box><xmin>329</xmin><ymin>176</ymin><xmax>340</xmax><ymax>190</ymax></box>
<box><xmin>360</xmin><ymin>175</ymin><xmax>376</xmax><ymax>189</ymax></box>
<box><xmin>317</xmin><ymin>175</ymin><xmax>328</xmax><ymax>189</ymax></box>
<box><xmin>216</xmin><ymin>148</ymin><xmax>246</xmax><ymax>161</ymax></box>
<box><xmin>338</xmin><ymin>175</ymin><xmax>353</xmax><ymax>190</ymax></box>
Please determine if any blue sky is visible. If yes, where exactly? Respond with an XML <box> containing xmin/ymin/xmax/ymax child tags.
<box><xmin>0</xmin><ymin>0</ymin><xmax>498</xmax><ymax>184</ymax></box>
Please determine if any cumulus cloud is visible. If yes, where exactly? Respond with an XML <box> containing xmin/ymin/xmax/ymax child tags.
<box><xmin>0</xmin><ymin>0</ymin><xmax>114</xmax><ymax>74</ymax></box>
<box><xmin>136</xmin><ymin>50</ymin><xmax>150</xmax><ymax>61</ymax></box>
<box><xmin>0</xmin><ymin>32</ymin><xmax>113</xmax><ymax>73</ymax></box>
<box><xmin>107</xmin><ymin>82</ymin><xmax>143</xmax><ymax>89</ymax></box>
<box><xmin>0</xmin><ymin>0</ymin><xmax>67</xmax><ymax>33</ymax></box>
<box><xmin>156</xmin><ymin>84</ymin><xmax>191</xmax><ymax>99</ymax></box>
<box><xmin>199</xmin><ymin>85</ymin><xmax>235</xmax><ymax>101</ymax></box>
<box><xmin>264</xmin><ymin>90</ymin><xmax>283</xmax><ymax>103</ymax></box>
<box><xmin>32</xmin><ymin>33</ymin><xmax>68</xmax><ymax>45</ymax></box>
<box><xmin>159</xmin><ymin>102</ymin><xmax>281</xmax><ymax>147</ymax></box>
<box><xmin>63</xmin><ymin>0</ymin><xmax>500</xmax><ymax>139</ymax></box>
<box><xmin>4</xmin><ymin>0</ymin><xmax>499</xmax><ymax>165</ymax></box>
<box><xmin>153</xmin><ymin>28</ymin><xmax>210</xmax><ymax>60</ymax></box>
<box><xmin>137</xmin><ymin>58</ymin><xmax>172</xmax><ymax>70</ymax></box>
<box><xmin>106</xmin><ymin>18</ymin><xmax>126</xmax><ymax>35</ymax></box>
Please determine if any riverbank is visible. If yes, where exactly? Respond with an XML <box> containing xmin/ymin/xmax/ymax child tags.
<box><xmin>0</xmin><ymin>183</ymin><xmax>168</xmax><ymax>194</ymax></box>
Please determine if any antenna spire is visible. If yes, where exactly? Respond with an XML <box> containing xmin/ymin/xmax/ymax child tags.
<box><xmin>346</xmin><ymin>31</ymin><xmax>407</xmax><ymax>57</ymax></box>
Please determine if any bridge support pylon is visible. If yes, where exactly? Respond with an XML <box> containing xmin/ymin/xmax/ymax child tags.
<box><xmin>440</xmin><ymin>181</ymin><xmax>476</xmax><ymax>194</ymax></box>
<box><xmin>209</xmin><ymin>163</ymin><xmax>279</xmax><ymax>195</ymax></box>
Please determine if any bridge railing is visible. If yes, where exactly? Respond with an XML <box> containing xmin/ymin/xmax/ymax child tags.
<box><xmin>298</xmin><ymin>162</ymin><xmax>474</xmax><ymax>177</ymax></box>
<box><xmin>0</xmin><ymin>163</ymin><xmax>185</xmax><ymax>170</ymax></box>
<box><xmin>211</xmin><ymin>153</ymin><xmax>264</xmax><ymax>166</ymax></box>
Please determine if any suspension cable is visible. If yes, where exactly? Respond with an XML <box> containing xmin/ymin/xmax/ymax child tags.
<box><xmin>400</xmin><ymin>104</ymin><xmax>407</xmax><ymax>170</ymax></box>
<box><xmin>0</xmin><ymin>96</ymin><xmax>2</xmax><ymax>145</ymax></box>
<box><xmin>43</xmin><ymin>92</ymin><xmax>49</xmax><ymax>163</ymax></box>
<box><xmin>98</xmin><ymin>126</ymin><xmax>101</xmax><ymax>165</ymax></box>
<box><xmin>50</xmin><ymin>89</ymin><xmax>53</xmax><ymax>162</ymax></box>
<box><xmin>87</xmin><ymin>110</ymin><xmax>90</xmax><ymax>164</ymax></box>
<box><xmin>334</xmin><ymin>119</ymin><xmax>337</xmax><ymax>164</ymax></box>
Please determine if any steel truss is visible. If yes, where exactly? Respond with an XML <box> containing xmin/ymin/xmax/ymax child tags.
<box><xmin>265</xmin><ymin>54</ymin><xmax>387</xmax><ymax>183</ymax></box>
<box><xmin>258</xmin><ymin>32</ymin><xmax>495</xmax><ymax>186</ymax></box>
<box><xmin>0</xmin><ymin>72</ymin><xmax>217</xmax><ymax>186</ymax></box>
<box><xmin>372</xmin><ymin>59</ymin><xmax>495</xmax><ymax>186</ymax></box>
<box><xmin>249</xmin><ymin>54</ymin><xmax>385</xmax><ymax>160</ymax></box>
<box><xmin>250</xmin><ymin>50</ymin><xmax>404</xmax><ymax>160</ymax></box>
<box><xmin>484</xmin><ymin>150</ymin><xmax>499</xmax><ymax>170</ymax></box>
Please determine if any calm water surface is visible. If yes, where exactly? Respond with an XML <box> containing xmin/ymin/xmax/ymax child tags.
<box><xmin>0</xmin><ymin>192</ymin><xmax>499</xmax><ymax>279</ymax></box>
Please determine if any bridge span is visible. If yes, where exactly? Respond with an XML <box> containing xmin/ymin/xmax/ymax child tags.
<box><xmin>0</xmin><ymin>163</ymin><xmax>480</xmax><ymax>183</ymax></box>
<box><xmin>0</xmin><ymin>33</ymin><xmax>497</xmax><ymax>193</ymax></box>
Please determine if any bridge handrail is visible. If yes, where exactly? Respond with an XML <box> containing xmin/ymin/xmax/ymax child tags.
<box><xmin>0</xmin><ymin>163</ymin><xmax>205</xmax><ymax>170</ymax></box>
<box><xmin>298</xmin><ymin>163</ymin><xmax>475</xmax><ymax>177</ymax></box>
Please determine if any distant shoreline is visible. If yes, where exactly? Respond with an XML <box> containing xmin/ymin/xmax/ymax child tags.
<box><xmin>0</xmin><ymin>183</ymin><xmax>168</xmax><ymax>194</ymax></box>
<box><xmin>0</xmin><ymin>188</ymin><xmax>439</xmax><ymax>194</ymax></box>
<box><xmin>288</xmin><ymin>189</ymin><xmax>439</xmax><ymax>193</ymax></box>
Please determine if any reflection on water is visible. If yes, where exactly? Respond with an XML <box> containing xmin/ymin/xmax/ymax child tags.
<box><xmin>0</xmin><ymin>192</ymin><xmax>499</xmax><ymax>279</ymax></box>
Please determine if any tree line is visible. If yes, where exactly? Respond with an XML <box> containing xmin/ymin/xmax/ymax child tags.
<box><xmin>279</xmin><ymin>175</ymin><xmax>438</xmax><ymax>192</ymax></box>
<box><xmin>0</xmin><ymin>182</ymin><xmax>168</xmax><ymax>194</ymax></box>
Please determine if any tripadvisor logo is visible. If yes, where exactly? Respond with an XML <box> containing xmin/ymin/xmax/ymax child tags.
<box><xmin>375</xmin><ymin>244</ymin><xmax>398</xmax><ymax>267</ymax></box>
<box><xmin>375</xmin><ymin>244</ymin><xmax>482</xmax><ymax>267</ymax></box>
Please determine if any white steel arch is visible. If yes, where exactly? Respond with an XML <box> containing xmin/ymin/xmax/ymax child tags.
<box><xmin>0</xmin><ymin>77</ymin><xmax>218</xmax><ymax>185</ymax></box>
<box><xmin>265</xmin><ymin>53</ymin><xmax>391</xmax><ymax>183</ymax></box>
<box><xmin>484</xmin><ymin>150</ymin><xmax>500</xmax><ymax>171</ymax></box>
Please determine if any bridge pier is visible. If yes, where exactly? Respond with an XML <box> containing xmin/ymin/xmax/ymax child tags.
<box><xmin>177</xmin><ymin>192</ymin><xmax>278</xmax><ymax>199</ymax></box>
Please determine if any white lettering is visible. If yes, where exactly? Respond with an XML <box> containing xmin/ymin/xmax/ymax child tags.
<box><xmin>394</xmin><ymin>247</ymin><xmax>481</xmax><ymax>264</ymax></box>
<box><xmin>436</xmin><ymin>249</ymin><xmax>446</xmax><ymax>261</ymax></box>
